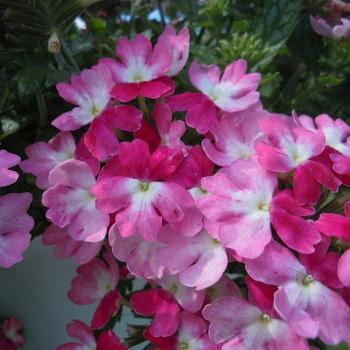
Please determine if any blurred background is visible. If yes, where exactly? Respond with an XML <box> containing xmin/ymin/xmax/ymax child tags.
<box><xmin>1</xmin><ymin>0</ymin><xmax>350</xmax><ymax>349</ymax></box>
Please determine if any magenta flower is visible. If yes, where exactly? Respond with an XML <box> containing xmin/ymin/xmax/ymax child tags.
<box><xmin>202</xmin><ymin>108</ymin><xmax>265</xmax><ymax>166</ymax></box>
<box><xmin>42</xmin><ymin>224</ymin><xmax>103</xmax><ymax>265</ymax></box>
<box><xmin>0</xmin><ymin>193</ymin><xmax>34</xmax><ymax>268</ymax></box>
<box><xmin>0</xmin><ymin>149</ymin><xmax>20</xmax><ymax>187</ymax></box>
<box><xmin>167</xmin><ymin>59</ymin><xmax>261</xmax><ymax>133</ymax></box>
<box><xmin>43</xmin><ymin>159</ymin><xmax>109</xmax><ymax>242</ymax></box>
<box><xmin>255</xmin><ymin>113</ymin><xmax>341</xmax><ymax>204</ymax></box>
<box><xmin>198</xmin><ymin>158</ymin><xmax>320</xmax><ymax>258</ymax></box>
<box><xmin>157</xmin><ymin>225</ymin><xmax>228</xmax><ymax>290</ymax></box>
<box><xmin>1</xmin><ymin>318</ymin><xmax>25</xmax><ymax>348</ymax></box>
<box><xmin>92</xmin><ymin>139</ymin><xmax>195</xmax><ymax>240</ymax></box>
<box><xmin>245</xmin><ymin>241</ymin><xmax>350</xmax><ymax>344</ymax></box>
<box><xmin>310</xmin><ymin>16</ymin><xmax>350</xmax><ymax>40</ymax></box>
<box><xmin>101</xmin><ymin>33</ymin><xmax>173</xmax><ymax>102</ymax></box>
<box><xmin>131</xmin><ymin>288</ymin><xmax>180</xmax><ymax>337</ymax></box>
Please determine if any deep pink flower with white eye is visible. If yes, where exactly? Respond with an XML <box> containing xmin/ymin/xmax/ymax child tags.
<box><xmin>57</xmin><ymin>320</ymin><xmax>96</xmax><ymax>350</ymax></box>
<box><xmin>166</xmin><ymin>59</ymin><xmax>260</xmax><ymax>134</ymax></box>
<box><xmin>2</xmin><ymin>318</ymin><xmax>25</xmax><ymax>347</ymax></box>
<box><xmin>92</xmin><ymin>139</ymin><xmax>195</xmax><ymax>241</ymax></box>
<box><xmin>158</xmin><ymin>26</ymin><xmax>190</xmax><ymax>77</ymax></box>
<box><xmin>202</xmin><ymin>109</ymin><xmax>265</xmax><ymax>166</ymax></box>
<box><xmin>52</xmin><ymin>63</ymin><xmax>142</xmax><ymax>161</ymax></box>
<box><xmin>158</xmin><ymin>275</ymin><xmax>206</xmax><ymax>313</ymax></box>
<box><xmin>0</xmin><ymin>193</ymin><xmax>33</xmax><ymax>268</ymax></box>
<box><xmin>109</xmin><ymin>224</ymin><xmax>164</xmax><ymax>279</ymax></box>
<box><xmin>245</xmin><ymin>240</ymin><xmax>350</xmax><ymax>344</ymax></box>
<box><xmin>153</xmin><ymin>102</ymin><xmax>186</xmax><ymax>155</ymax></box>
<box><xmin>42</xmin><ymin>224</ymin><xmax>102</xmax><ymax>265</ymax></box>
<box><xmin>203</xmin><ymin>296</ymin><xmax>308</xmax><ymax>350</ymax></box>
<box><xmin>255</xmin><ymin>113</ymin><xmax>340</xmax><ymax>204</ymax></box>
<box><xmin>0</xmin><ymin>149</ymin><xmax>20</xmax><ymax>187</ymax></box>
<box><xmin>101</xmin><ymin>33</ymin><xmax>173</xmax><ymax>102</ymax></box>
<box><xmin>310</xmin><ymin>16</ymin><xmax>350</xmax><ymax>40</ymax></box>
<box><xmin>42</xmin><ymin>159</ymin><xmax>109</xmax><ymax>242</ymax></box>
<box><xmin>20</xmin><ymin>132</ymin><xmax>96</xmax><ymax>190</ymax></box>
<box><xmin>68</xmin><ymin>252</ymin><xmax>119</xmax><ymax>305</ymax></box>
<box><xmin>198</xmin><ymin>158</ymin><xmax>320</xmax><ymax>258</ymax></box>
<box><xmin>157</xmin><ymin>225</ymin><xmax>228</xmax><ymax>290</ymax></box>
<box><xmin>131</xmin><ymin>288</ymin><xmax>180</xmax><ymax>337</ymax></box>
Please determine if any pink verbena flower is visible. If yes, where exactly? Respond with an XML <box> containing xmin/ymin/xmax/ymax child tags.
<box><xmin>203</xmin><ymin>295</ymin><xmax>308</xmax><ymax>350</ymax></box>
<box><xmin>68</xmin><ymin>252</ymin><xmax>119</xmax><ymax>305</ymax></box>
<box><xmin>1</xmin><ymin>318</ymin><xmax>25</xmax><ymax>347</ymax></box>
<box><xmin>202</xmin><ymin>107</ymin><xmax>265</xmax><ymax>166</ymax></box>
<box><xmin>131</xmin><ymin>288</ymin><xmax>180</xmax><ymax>337</ymax></box>
<box><xmin>158</xmin><ymin>26</ymin><xmax>190</xmax><ymax>77</ymax></box>
<box><xmin>57</xmin><ymin>320</ymin><xmax>126</xmax><ymax>350</ymax></box>
<box><xmin>157</xmin><ymin>225</ymin><xmax>228</xmax><ymax>290</ymax></box>
<box><xmin>20</xmin><ymin>132</ymin><xmax>99</xmax><ymax>189</ymax></box>
<box><xmin>167</xmin><ymin>59</ymin><xmax>260</xmax><ymax>133</ymax></box>
<box><xmin>109</xmin><ymin>224</ymin><xmax>164</xmax><ymax>279</ymax></box>
<box><xmin>92</xmin><ymin>139</ymin><xmax>194</xmax><ymax>240</ymax></box>
<box><xmin>198</xmin><ymin>158</ymin><xmax>320</xmax><ymax>258</ymax></box>
<box><xmin>245</xmin><ymin>240</ymin><xmax>350</xmax><ymax>344</ymax></box>
<box><xmin>310</xmin><ymin>16</ymin><xmax>350</xmax><ymax>40</ymax></box>
<box><xmin>101</xmin><ymin>33</ymin><xmax>173</xmax><ymax>102</ymax></box>
<box><xmin>0</xmin><ymin>193</ymin><xmax>33</xmax><ymax>268</ymax></box>
<box><xmin>43</xmin><ymin>159</ymin><xmax>109</xmax><ymax>242</ymax></box>
<box><xmin>52</xmin><ymin>64</ymin><xmax>142</xmax><ymax>160</ymax></box>
<box><xmin>42</xmin><ymin>224</ymin><xmax>102</xmax><ymax>265</ymax></box>
<box><xmin>158</xmin><ymin>275</ymin><xmax>206</xmax><ymax>313</ymax></box>
<box><xmin>0</xmin><ymin>149</ymin><xmax>20</xmax><ymax>187</ymax></box>
<box><xmin>255</xmin><ymin>113</ymin><xmax>340</xmax><ymax>204</ymax></box>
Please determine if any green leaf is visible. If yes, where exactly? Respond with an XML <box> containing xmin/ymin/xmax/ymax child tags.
<box><xmin>257</xmin><ymin>0</ymin><xmax>301</xmax><ymax>47</ymax></box>
<box><xmin>326</xmin><ymin>343</ymin><xmax>349</xmax><ymax>350</ymax></box>
<box><xmin>15</xmin><ymin>65</ymin><xmax>47</xmax><ymax>103</ymax></box>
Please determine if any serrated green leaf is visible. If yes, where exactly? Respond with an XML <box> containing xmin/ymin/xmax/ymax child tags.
<box><xmin>257</xmin><ymin>0</ymin><xmax>301</xmax><ymax>46</ymax></box>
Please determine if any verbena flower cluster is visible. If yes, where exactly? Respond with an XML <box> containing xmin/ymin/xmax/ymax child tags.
<box><xmin>3</xmin><ymin>25</ymin><xmax>350</xmax><ymax>349</ymax></box>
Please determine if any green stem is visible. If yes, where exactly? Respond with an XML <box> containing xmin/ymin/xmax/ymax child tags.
<box><xmin>137</xmin><ymin>96</ymin><xmax>149</xmax><ymax>116</ymax></box>
<box><xmin>35</xmin><ymin>93</ymin><xmax>47</xmax><ymax>128</ymax></box>
<box><xmin>61</xmin><ymin>40</ymin><xmax>79</xmax><ymax>71</ymax></box>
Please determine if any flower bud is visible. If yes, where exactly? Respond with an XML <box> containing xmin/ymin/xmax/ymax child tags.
<box><xmin>48</xmin><ymin>32</ymin><xmax>60</xmax><ymax>54</ymax></box>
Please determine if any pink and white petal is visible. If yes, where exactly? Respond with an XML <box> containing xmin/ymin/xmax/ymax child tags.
<box><xmin>245</xmin><ymin>241</ymin><xmax>306</xmax><ymax>285</ymax></box>
<box><xmin>203</xmin><ymin>297</ymin><xmax>262</xmax><ymax>344</ymax></box>
<box><xmin>189</xmin><ymin>62</ymin><xmax>221</xmax><ymax>92</ymax></box>
<box><xmin>169</xmin><ymin>206</ymin><xmax>203</xmax><ymax>237</ymax></box>
<box><xmin>52</xmin><ymin>107</ymin><xmax>94</xmax><ymax>131</ymax></box>
<box><xmin>75</xmin><ymin>136</ymin><xmax>100</xmax><ymax>176</ymax></box>
<box><xmin>0</xmin><ymin>150</ymin><xmax>20</xmax><ymax>187</ymax></box>
<box><xmin>221</xmin><ymin>59</ymin><xmax>248</xmax><ymax>83</ymax></box>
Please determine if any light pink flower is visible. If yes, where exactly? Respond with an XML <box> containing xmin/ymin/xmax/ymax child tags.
<box><xmin>167</xmin><ymin>59</ymin><xmax>260</xmax><ymax>133</ymax></box>
<box><xmin>109</xmin><ymin>224</ymin><xmax>164</xmax><ymax>279</ymax></box>
<box><xmin>158</xmin><ymin>26</ymin><xmax>190</xmax><ymax>77</ymax></box>
<box><xmin>2</xmin><ymin>318</ymin><xmax>25</xmax><ymax>346</ymax></box>
<box><xmin>203</xmin><ymin>295</ymin><xmax>308</xmax><ymax>350</ymax></box>
<box><xmin>43</xmin><ymin>159</ymin><xmax>110</xmax><ymax>242</ymax></box>
<box><xmin>42</xmin><ymin>224</ymin><xmax>103</xmax><ymax>265</ymax></box>
<box><xmin>52</xmin><ymin>63</ymin><xmax>114</xmax><ymax>131</ymax></box>
<box><xmin>101</xmin><ymin>33</ymin><xmax>173</xmax><ymax>102</ymax></box>
<box><xmin>202</xmin><ymin>109</ymin><xmax>265</xmax><ymax>166</ymax></box>
<box><xmin>68</xmin><ymin>252</ymin><xmax>119</xmax><ymax>305</ymax></box>
<box><xmin>205</xmin><ymin>275</ymin><xmax>242</xmax><ymax>303</ymax></box>
<box><xmin>157</xmin><ymin>226</ymin><xmax>228</xmax><ymax>290</ymax></box>
<box><xmin>198</xmin><ymin>158</ymin><xmax>320</xmax><ymax>258</ymax></box>
<box><xmin>255</xmin><ymin>113</ymin><xmax>340</xmax><ymax>204</ymax></box>
<box><xmin>158</xmin><ymin>275</ymin><xmax>205</xmax><ymax>313</ymax></box>
<box><xmin>0</xmin><ymin>193</ymin><xmax>33</xmax><ymax>268</ymax></box>
<box><xmin>310</xmin><ymin>16</ymin><xmax>350</xmax><ymax>40</ymax></box>
<box><xmin>245</xmin><ymin>241</ymin><xmax>350</xmax><ymax>344</ymax></box>
<box><xmin>0</xmin><ymin>149</ymin><xmax>20</xmax><ymax>187</ymax></box>
<box><xmin>131</xmin><ymin>288</ymin><xmax>180</xmax><ymax>337</ymax></box>
<box><xmin>92</xmin><ymin>139</ymin><xmax>194</xmax><ymax>240</ymax></box>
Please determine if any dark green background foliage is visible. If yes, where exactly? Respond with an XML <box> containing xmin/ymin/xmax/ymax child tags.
<box><xmin>1</xmin><ymin>1</ymin><xmax>350</xmax><ymax>348</ymax></box>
